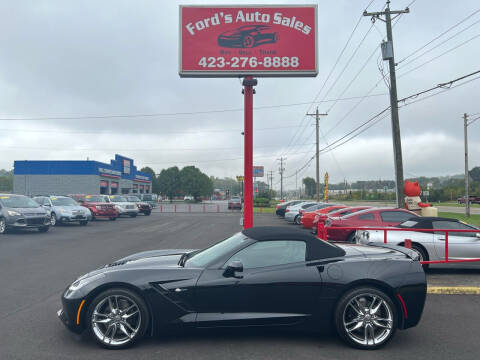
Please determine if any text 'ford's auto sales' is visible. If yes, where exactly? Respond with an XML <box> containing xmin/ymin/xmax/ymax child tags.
<box><xmin>179</xmin><ymin>5</ymin><xmax>318</xmax><ymax>77</ymax></box>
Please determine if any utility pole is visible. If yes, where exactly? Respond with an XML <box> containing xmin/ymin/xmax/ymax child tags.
<box><xmin>464</xmin><ymin>113</ymin><xmax>470</xmax><ymax>218</ymax></box>
<box><xmin>277</xmin><ymin>157</ymin><xmax>286</xmax><ymax>200</ymax></box>
<box><xmin>306</xmin><ymin>107</ymin><xmax>328</xmax><ymax>202</ymax></box>
<box><xmin>267</xmin><ymin>170</ymin><xmax>274</xmax><ymax>198</ymax></box>
<box><xmin>364</xmin><ymin>1</ymin><xmax>409</xmax><ymax>208</ymax></box>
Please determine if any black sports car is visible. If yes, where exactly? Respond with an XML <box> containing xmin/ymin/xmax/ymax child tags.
<box><xmin>217</xmin><ymin>25</ymin><xmax>278</xmax><ymax>48</ymax></box>
<box><xmin>58</xmin><ymin>226</ymin><xmax>426</xmax><ymax>350</ymax></box>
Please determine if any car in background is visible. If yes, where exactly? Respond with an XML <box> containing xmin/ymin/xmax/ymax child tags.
<box><xmin>138</xmin><ymin>193</ymin><xmax>157</xmax><ymax>208</ymax></box>
<box><xmin>300</xmin><ymin>205</ymin><xmax>347</xmax><ymax>229</ymax></box>
<box><xmin>325</xmin><ymin>208</ymin><xmax>418</xmax><ymax>242</ymax></box>
<box><xmin>311</xmin><ymin>206</ymin><xmax>372</xmax><ymax>234</ymax></box>
<box><xmin>58</xmin><ymin>226</ymin><xmax>426</xmax><ymax>350</ymax></box>
<box><xmin>0</xmin><ymin>194</ymin><xmax>51</xmax><ymax>233</ymax></box>
<box><xmin>228</xmin><ymin>196</ymin><xmax>242</xmax><ymax>210</ymax></box>
<box><xmin>69</xmin><ymin>194</ymin><xmax>118</xmax><ymax>221</ymax></box>
<box><xmin>126</xmin><ymin>195</ymin><xmax>152</xmax><ymax>216</ymax></box>
<box><xmin>284</xmin><ymin>202</ymin><xmax>319</xmax><ymax>224</ymax></box>
<box><xmin>33</xmin><ymin>195</ymin><xmax>91</xmax><ymax>226</ymax></box>
<box><xmin>356</xmin><ymin>217</ymin><xmax>480</xmax><ymax>267</ymax></box>
<box><xmin>275</xmin><ymin>200</ymin><xmax>302</xmax><ymax>217</ymax></box>
<box><xmin>106</xmin><ymin>195</ymin><xmax>139</xmax><ymax>218</ymax></box>
<box><xmin>457</xmin><ymin>195</ymin><xmax>480</xmax><ymax>204</ymax></box>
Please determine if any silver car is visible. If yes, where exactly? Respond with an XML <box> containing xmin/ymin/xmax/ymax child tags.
<box><xmin>0</xmin><ymin>194</ymin><xmax>51</xmax><ymax>233</ymax></box>
<box><xmin>284</xmin><ymin>202</ymin><xmax>319</xmax><ymax>224</ymax></box>
<box><xmin>356</xmin><ymin>216</ymin><xmax>480</xmax><ymax>268</ymax></box>
<box><xmin>33</xmin><ymin>195</ymin><xmax>92</xmax><ymax>226</ymax></box>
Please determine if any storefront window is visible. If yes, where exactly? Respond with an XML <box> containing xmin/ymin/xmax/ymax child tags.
<box><xmin>111</xmin><ymin>182</ymin><xmax>119</xmax><ymax>195</ymax></box>
<box><xmin>100</xmin><ymin>180</ymin><xmax>108</xmax><ymax>194</ymax></box>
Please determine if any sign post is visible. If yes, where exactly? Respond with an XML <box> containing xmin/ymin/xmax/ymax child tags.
<box><xmin>179</xmin><ymin>5</ymin><xmax>318</xmax><ymax>228</ymax></box>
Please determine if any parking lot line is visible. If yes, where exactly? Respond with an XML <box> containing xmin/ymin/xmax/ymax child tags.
<box><xmin>427</xmin><ymin>286</ymin><xmax>480</xmax><ymax>295</ymax></box>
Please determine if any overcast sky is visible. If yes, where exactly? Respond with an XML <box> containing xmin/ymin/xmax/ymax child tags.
<box><xmin>1</xmin><ymin>0</ymin><xmax>479</xmax><ymax>190</ymax></box>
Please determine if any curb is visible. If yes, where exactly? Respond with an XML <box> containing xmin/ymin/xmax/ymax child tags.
<box><xmin>427</xmin><ymin>286</ymin><xmax>480</xmax><ymax>295</ymax></box>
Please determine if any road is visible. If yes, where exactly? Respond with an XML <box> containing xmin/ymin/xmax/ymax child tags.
<box><xmin>0</xmin><ymin>212</ymin><xmax>479</xmax><ymax>359</ymax></box>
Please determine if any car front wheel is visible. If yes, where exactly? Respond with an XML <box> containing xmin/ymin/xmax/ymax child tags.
<box><xmin>335</xmin><ymin>287</ymin><xmax>397</xmax><ymax>350</ymax></box>
<box><xmin>0</xmin><ymin>218</ymin><xmax>6</xmax><ymax>234</ymax></box>
<box><xmin>86</xmin><ymin>288</ymin><xmax>149</xmax><ymax>349</ymax></box>
<box><xmin>51</xmin><ymin>213</ymin><xmax>57</xmax><ymax>226</ymax></box>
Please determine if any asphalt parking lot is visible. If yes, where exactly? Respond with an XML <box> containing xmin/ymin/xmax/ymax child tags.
<box><xmin>1</xmin><ymin>212</ymin><xmax>479</xmax><ymax>360</ymax></box>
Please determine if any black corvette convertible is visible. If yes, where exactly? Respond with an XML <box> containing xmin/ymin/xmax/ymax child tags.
<box><xmin>58</xmin><ymin>226</ymin><xmax>426</xmax><ymax>350</ymax></box>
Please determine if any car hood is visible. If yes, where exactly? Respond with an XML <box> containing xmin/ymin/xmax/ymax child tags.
<box><xmin>53</xmin><ymin>205</ymin><xmax>88</xmax><ymax>212</ymax></box>
<box><xmin>112</xmin><ymin>202</ymin><xmax>136</xmax><ymax>206</ymax></box>
<box><xmin>6</xmin><ymin>207</ymin><xmax>47</xmax><ymax>215</ymax></box>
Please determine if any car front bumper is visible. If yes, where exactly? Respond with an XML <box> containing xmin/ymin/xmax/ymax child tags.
<box><xmin>6</xmin><ymin>215</ymin><xmax>51</xmax><ymax>228</ymax></box>
<box><xmin>58</xmin><ymin>292</ymin><xmax>86</xmax><ymax>334</ymax></box>
<box><xmin>58</xmin><ymin>213</ymin><xmax>91</xmax><ymax>222</ymax></box>
<box><xmin>284</xmin><ymin>212</ymin><xmax>298</xmax><ymax>223</ymax></box>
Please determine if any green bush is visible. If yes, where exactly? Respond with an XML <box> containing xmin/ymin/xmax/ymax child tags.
<box><xmin>253</xmin><ymin>197</ymin><xmax>270</xmax><ymax>207</ymax></box>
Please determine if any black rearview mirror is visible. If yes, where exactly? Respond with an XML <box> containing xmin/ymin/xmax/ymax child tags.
<box><xmin>223</xmin><ymin>260</ymin><xmax>243</xmax><ymax>278</ymax></box>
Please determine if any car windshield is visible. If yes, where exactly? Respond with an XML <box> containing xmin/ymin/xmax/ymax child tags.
<box><xmin>398</xmin><ymin>220</ymin><xmax>420</xmax><ymax>228</ymax></box>
<box><xmin>0</xmin><ymin>195</ymin><xmax>39</xmax><ymax>208</ymax></box>
<box><xmin>109</xmin><ymin>196</ymin><xmax>128</xmax><ymax>202</ymax></box>
<box><xmin>85</xmin><ymin>195</ymin><xmax>106</xmax><ymax>202</ymax></box>
<box><xmin>127</xmin><ymin>196</ymin><xmax>140</xmax><ymax>202</ymax></box>
<box><xmin>231</xmin><ymin>197</ymin><xmax>241</xmax><ymax>201</ymax></box>
<box><xmin>185</xmin><ymin>232</ymin><xmax>251</xmax><ymax>268</ymax></box>
<box><xmin>51</xmin><ymin>197</ymin><xmax>77</xmax><ymax>206</ymax></box>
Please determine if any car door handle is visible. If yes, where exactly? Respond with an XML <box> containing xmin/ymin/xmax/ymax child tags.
<box><xmin>437</xmin><ymin>237</ymin><xmax>445</xmax><ymax>241</ymax></box>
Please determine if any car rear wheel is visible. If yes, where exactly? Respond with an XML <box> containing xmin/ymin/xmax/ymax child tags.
<box><xmin>242</xmin><ymin>35</ymin><xmax>255</xmax><ymax>48</ymax></box>
<box><xmin>144</xmin><ymin>211</ymin><xmax>151</xmax><ymax>216</ymax></box>
<box><xmin>0</xmin><ymin>218</ymin><xmax>6</xmax><ymax>234</ymax></box>
<box><xmin>409</xmin><ymin>243</ymin><xmax>429</xmax><ymax>270</ymax></box>
<box><xmin>86</xmin><ymin>288</ymin><xmax>149</xmax><ymax>349</ymax></box>
<box><xmin>129</xmin><ymin>214</ymin><xmax>137</xmax><ymax>218</ymax></box>
<box><xmin>51</xmin><ymin>213</ymin><xmax>57</xmax><ymax>226</ymax></box>
<box><xmin>335</xmin><ymin>287</ymin><xmax>397</xmax><ymax>350</ymax></box>
<box><xmin>109</xmin><ymin>217</ymin><xmax>117</xmax><ymax>221</ymax></box>
<box><xmin>294</xmin><ymin>215</ymin><xmax>301</xmax><ymax>225</ymax></box>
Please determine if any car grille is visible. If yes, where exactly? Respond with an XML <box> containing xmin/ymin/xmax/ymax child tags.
<box><xmin>126</xmin><ymin>205</ymin><xmax>135</xmax><ymax>209</ymax></box>
<box><xmin>26</xmin><ymin>217</ymin><xmax>45</xmax><ymax>225</ymax></box>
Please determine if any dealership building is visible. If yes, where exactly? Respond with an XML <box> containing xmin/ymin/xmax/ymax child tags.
<box><xmin>13</xmin><ymin>154</ymin><xmax>153</xmax><ymax>196</ymax></box>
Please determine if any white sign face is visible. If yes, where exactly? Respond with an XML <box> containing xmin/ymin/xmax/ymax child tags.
<box><xmin>98</xmin><ymin>167</ymin><xmax>121</xmax><ymax>176</ymax></box>
<box><xmin>123</xmin><ymin>159</ymin><xmax>131</xmax><ymax>175</ymax></box>
<box><xmin>135</xmin><ymin>174</ymin><xmax>150</xmax><ymax>181</ymax></box>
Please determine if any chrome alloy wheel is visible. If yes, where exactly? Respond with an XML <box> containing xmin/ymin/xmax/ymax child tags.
<box><xmin>91</xmin><ymin>295</ymin><xmax>141</xmax><ymax>346</ymax></box>
<box><xmin>342</xmin><ymin>293</ymin><xmax>393</xmax><ymax>346</ymax></box>
<box><xmin>0</xmin><ymin>218</ymin><xmax>5</xmax><ymax>234</ymax></box>
<box><xmin>51</xmin><ymin>213</ymin><xmax>57</xmax><ymax>226</ymax></box>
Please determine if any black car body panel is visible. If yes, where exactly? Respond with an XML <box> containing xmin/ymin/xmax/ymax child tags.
<box><xmin>59</xmin><ymin>227</ymin><xmax>426</xmax><ymax>340</ymax></box>
<box><xmin>217</xmin><ymin>25</ymin><xmax>278</xmax><ymax>48</ymax></box>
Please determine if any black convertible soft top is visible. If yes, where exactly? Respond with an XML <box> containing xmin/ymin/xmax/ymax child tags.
<box><xmin>242</xmin><ymin>226</ymin><xmax>346</xmax><ymax>260</ymax></box>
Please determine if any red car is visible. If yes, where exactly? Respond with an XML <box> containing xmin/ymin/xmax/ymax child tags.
<box><xmin>325</xmin><ymin>207</ymin><xmax>418</xmax><ymax>242</ymax></box>
<box><xmin>312</xmin><ymin>206</ymin><xmax>372</xmax><ymax>234</ymax></box>
<box><xmin>301</xmin><ymin>205</ymin><xmax>347</xmax><ymax>229</ymax></box>
<box><xmin>69</xmin><ymin>194</ymin><xmax>118</xmax><ymax>221</ymax></box>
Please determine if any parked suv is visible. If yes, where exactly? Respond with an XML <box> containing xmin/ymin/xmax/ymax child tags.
<box><xmin>69</xmin><ymin>194</ymin><xmax>118</xmax><ymax>221</ymax></box>
<box><xmin>33</xmin><ymin>195</ymin><xmax>91</xmax><ymax>226</ymax></box>
<box><xmin>138</xmin><ymin>193</ymin><xmax>157</xmax><ymax>208</ymax></box>
<box><xmin>106</xmin><ymin>195</ymin><xmax>139</xmax><ymax>217</ymax></box>
<box><xmin>0</xmin><ymin>194</ymin><xmax>51</xmax><ymax>233</ymax></box>
<box><xmin>228</xmin><ymin>196</ymin><xmax>242</xmax><ymax>210</ymax></box>
<box><xmin>126</xmin><ymin>195</ymin><xmax>152</xmax><ymax>216</ymax></box>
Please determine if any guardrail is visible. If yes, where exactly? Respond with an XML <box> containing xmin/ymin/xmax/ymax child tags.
<box><xmin>317</xmin><ymin>223</ymin><xmax>480</xmax><ymax>265</ymax></box>
<box><xmin>155</xmin><ymin>203</ymin><xmax>242</xmax><ymax>213</ymax></box>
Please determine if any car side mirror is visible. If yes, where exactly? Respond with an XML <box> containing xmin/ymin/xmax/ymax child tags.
<box><xmin>223</xmin><ymin>260</ymin><xmax>243</xmax><ymax>278</ymax></box>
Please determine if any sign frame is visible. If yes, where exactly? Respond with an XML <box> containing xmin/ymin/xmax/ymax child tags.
<box><xmin>179</xmin><ymin>4</ymin><xmax>318</xmax><ymax>78</ymax></box>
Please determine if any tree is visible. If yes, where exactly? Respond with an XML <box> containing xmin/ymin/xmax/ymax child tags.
<box><xmin>302</xmin><ymin>177</ymin><xmax>316</xmax><ymax>198</ymax></box>
<box><xmin>180</xmin><ymin>166</ymin><xmax>213</xmax><ymax>201</ymax></box>
<box><xmin>0</xmin><ymin>169</ymin><xmax>13</xmax><ymax>192</ymax></box>
<box><xmin>140</xmin><ymin>166</ymin><xmax>156</xmax><ymax>179</ymax></box>
<box><xmin>140</xmin><ymin>166</ymin><xmax>160</xmax><ymax>193</ymax></box>
<box><xmin>470</xmin><ymin>166</ymin><xmax>480</xmax><ymax>182</ymax></box>
<box><xmin>157</xmin><ymin>166</ymin><xmax>180</xmax><ymax>202</ymax></box>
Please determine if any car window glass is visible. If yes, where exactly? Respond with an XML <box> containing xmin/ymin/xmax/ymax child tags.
<box><xmin>433</xmin><ymin>221</ymin><xmax>477</xmax><ymax>237</ymax></box>
<box><xmin>227</xmin><ymin>240</ymin><xmax>306</xmax><ymax>269</ymax></box>
<box><xmin>358</xmin><ymin>213</ymin><xmax>375</xmax><ymax>220</ymax></box>
<box><xmin>380</xmin><ymin>211</ymin><xmax>413</xmax><ymax>223</ymax></box>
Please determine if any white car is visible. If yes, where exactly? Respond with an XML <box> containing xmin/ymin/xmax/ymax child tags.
<box><xmin>356</xmin><ymin>216</ymin><xmax>480</xmax><ymax>268</ymax></box>
<box><xmin>284</xmin><ymin>202</ymin><xmax>319</xmax><ymax>224</ymax></box>
<box><xmin>105</xmin><ymin>195</ymin><xmax>139</xmax><ymax>217</ymax></box>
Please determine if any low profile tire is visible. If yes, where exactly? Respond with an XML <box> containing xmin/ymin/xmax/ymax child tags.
<box><xmin>410</xmin><ymin>243</ymin><xmax>429</xmax><ymax>270</ymax></box>
<box><xmin>335</xmin><ymin>287</ymin><xmax>397</xmax><ymax>350</ymax></box>
<box><xmin>51</xmin><ymin>213</ymin><xmax>57</xmax><ymax>226</ymax></box>
<box><xmin>86</xmin><ymin>288</ymin><xmax>149</xmax><ymax>349</ymax></box>
<box><xmin>346</xmin><ymin>232</ymin><xmax>356</xmax><ymax>243</ymax></box>
<box><xmin>109</xmin><ymin>217</ymin><xmax>117</xmax><ymax>221</ymax></box>
<box><xmin>80</xmin><ymin>220</ymin><xmax>88</xmax><ymax>226</ymax></box>
<box><xmin>38</xmin><ymin>226</ymin><xmax>49</xmax><ymax>233</ymax></box>
<box><xmin>294</xmin><ymin>215</ymin><xmax>301</xmax><ymax>225</ymax></box>
<box><xmin>0</xmin><ymin>218</ymin><xmax>6</xmax><ymax>234</ymax></box>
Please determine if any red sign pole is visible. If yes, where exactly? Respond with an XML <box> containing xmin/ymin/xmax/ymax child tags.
<box><xmin>243</xmin><ymin>76</ymin><xmax>256</xmax><ymax>229</ymax></box>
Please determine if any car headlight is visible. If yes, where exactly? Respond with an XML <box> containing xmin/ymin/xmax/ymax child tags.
<box><xmin>68</xmin><ymin>273</ymin><xmax>105</xmax><ymax>292</ymax></box>
<box><xmin>7</xmin><ymin>210</ymin><xmax>21</xmax><ymax>216</ymax></box>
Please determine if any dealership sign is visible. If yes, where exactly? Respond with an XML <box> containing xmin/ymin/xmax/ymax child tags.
<box><xmin>179</xmin><ymin>5</ymin><xmax>317</xmax><ymax>77</ymax></box>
